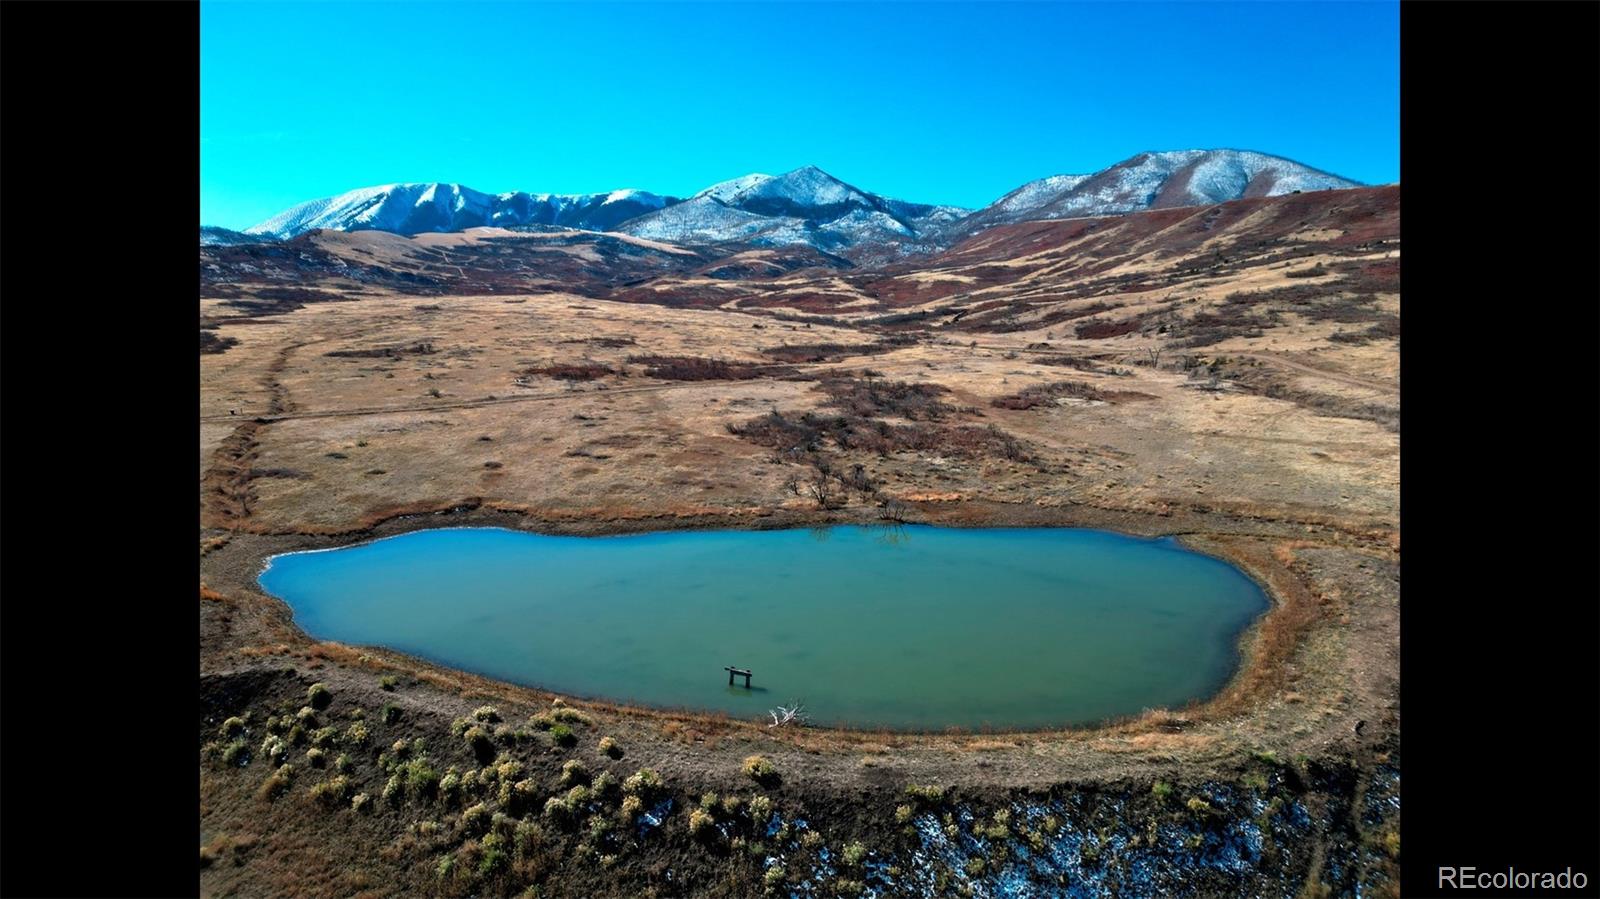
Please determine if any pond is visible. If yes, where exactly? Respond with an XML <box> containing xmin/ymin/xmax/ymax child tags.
<box><xmin>258</xmin><ymin>525</ymin><xmax>1269</xmax><ymax>730</ymax></box>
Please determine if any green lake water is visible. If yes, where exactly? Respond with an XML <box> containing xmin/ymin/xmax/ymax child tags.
<box><xmin>257</xmin><ymin>525</ymin><xmax>1268</xmax><ymax>730</ymax></box>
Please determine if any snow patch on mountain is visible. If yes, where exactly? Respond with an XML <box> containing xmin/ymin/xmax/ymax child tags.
<box><xmin>247</xmin><ymin>182</ymin><xmax>680</xmax><ymax>239</ymax></box>
<box><xmin>621</xmin><ymin>166</ymin><xmax>967</xmax><ymax>259</ymax></box>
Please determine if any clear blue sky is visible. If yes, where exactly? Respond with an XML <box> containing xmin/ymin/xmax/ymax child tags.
<box><xmin>201</xmin><ymin>1</ymin><xmax>1399</xmax><ymax>230</ymax></box>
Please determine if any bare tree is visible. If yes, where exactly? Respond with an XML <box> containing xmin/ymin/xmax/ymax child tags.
<box><xmin>845</xmin><ymin>463</ymin><xmax>875</xmax><ymax>500</ymax></box>
<box><xmin>878</xmin><ymin>497</ymin><xmax>909</xmax><ymax>523</ymax></box>
<box><xmin>807</xmin><ymin>459</ymin><xmax>840</xmax><ymax>509</ymax></box>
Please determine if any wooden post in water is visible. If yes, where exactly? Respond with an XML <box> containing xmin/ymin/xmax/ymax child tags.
<box><xmin>725</xmin><ymin>666</ymin><xmax>752</xmax><ymax>688</ymax></box>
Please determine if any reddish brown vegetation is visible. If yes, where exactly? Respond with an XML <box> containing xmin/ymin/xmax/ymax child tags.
<box><xmin>625</xmin><ymin>355</ymin><xmax>803</xmax><ymax>381</ymax></box>
<box><xmin>759</xmin><ymin>337</ymin><xmax>911</xmax><ymax>363</ymax></box>
<box><xmin>816</xmin><ymin>378</ymin><xmax>958</xmax><ymax>420</ymax></box>
<box><xmin>522</xmin><ymin>363</ymin><xmax>616</xmax><ymax>381</ymax></box>
<box><xmin>1075</xmin><ymin>316</ymin><xmax>1145</xmax><ymax>339</ymax></box>
<box><xmin>201</xmin><ymin>330</ymin><xmax>239</xmax><ymax>355</ymax></box>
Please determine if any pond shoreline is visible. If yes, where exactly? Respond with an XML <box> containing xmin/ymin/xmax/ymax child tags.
<box><xmin>254</xmin><ymin>522</ymin><xmax>1271</xmax><ymax>732</ymax></box>
<box><xmin>201</xmin><ymin>495</ymin><xmax>1390</xmax><ymax>749</ymax></box>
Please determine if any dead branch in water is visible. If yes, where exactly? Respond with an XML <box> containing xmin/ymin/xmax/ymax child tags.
<box><xmin>768</xmin><ymin>702</ymin><xmax>809</xmax><ymax>728</ymax></box>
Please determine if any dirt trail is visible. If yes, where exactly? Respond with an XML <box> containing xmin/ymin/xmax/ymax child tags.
<box><xmin>1232</xmin><ymin>352</ymin><xmax>1397</xmax><ymax>394</ymax></box>
<box><xmin>200</xmin><ymin>334</ymin><xmax>353</xmax><ymax>525</ymax></box>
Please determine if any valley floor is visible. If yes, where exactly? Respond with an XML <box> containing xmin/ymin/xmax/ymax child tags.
<box><xmin>199</xmin><ymin>190</ymin><xmax>1400</xmax><ymax>897</ymax></box>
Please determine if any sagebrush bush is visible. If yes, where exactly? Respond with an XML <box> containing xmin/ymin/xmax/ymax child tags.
<box><xmin>259</xmin><ymin>735</ymin><xmax>288</xmax><ymax>767</ymax></box>
<box><xmin>749</xmin><ymin>795</ymin><xmax>773</xmax><ymax>825</ymax></box>
<box><xmin>619</xmin><ymin>795</ymin><xmax>644</xmax><ymax>821</ymax></box>
<box><xmin>561</xmin><ymin>759</ymin><xmax>590</xmax><ymax>787</ymax></box>
<box><xmin>351</xmin><ymin>792</ymin><xmax>372</xmax><ymax>814</ymax></box>
<box><xmin>842</xmin><ymin>841</ymin><xmax>868</xmax><ymax>867</ymax></box>
<box><xmin>549</xmin><ymin>724</ymin><xmax>577</xmax><ymax>748</ymax></box>
<box><xmin>310</xmin><ymin>775</ymin><xmax>351</xmax><ymax>807</ymax></box>
<box><xmin>551</xmin><ymin>708</ymin><xmax>589</xmax><ymax>725</ymax></box>
<box><xmin>460</xmin><ymin>803</ymin><xmax>491</xmax><ymax>836</ymax></box>
<box><xmin>334</xmin><ymin>753</ymin><xmax>354</xmax><ymax>774</ymax></box>
<box><xmin>477</xmin><ymin>833</ymin><xmax>509</xmax><ymax>878</ymax></box>
<box><xmin>515</xmin><ymin>819</ymin><xmax>546</xmax><ymax>854</ymax></box>
<box><xmin>463</xmin><ymin>726</ymin><xmax>496</xmax><ymax>762</ymax></box>
<box><xmin>221</xmin><ymin>739</ymin><xmax>250</xmax><ymax>767</ymax></box>
<box><xmin>598</xmin><ymin>736</ymin><xmax>622</xmax><ymax>759</ymax></box>
<box><xmin>380</xmin><ymin>675</ymin><xmax>398</xmax><ymax>691</ymax></box>
<box><xmin>623</xmin><ymin>768</ymin><xmax>662</xmax><ymax>799</ymax></box>
<box><xmin>257</xmin><ymin>764</ymin><xmax>294</xmax><ymax>801</ymax></box>
<box><xmin>688</xmin><ymin>808</ymin><xmax>717</xmax><ymax>841</ymax></box>
<box><xmin>894</xmin><ymin>804</ymin><xmax>914</xmax><ymax>824</ymax></box>
<box><xmin>380</xmin><ymin>703</ymin><xmax>400</xmax><ymax>725</ymax></box>
<box><xmin>543</xmin><ymin>797</ymin><xmax>574</xmax><ymax>826</ymax></box>
<box><xmin>344</xmin><ymin>722</ymin><xmax>369</xmax><ymax>747</ymax></box>
<box><xmin>438</xmin><ymin>771</ymin><xmax>461</xmax><ymax>804</ymax></box>
<box><xmin>743</xmin><ymin>755</ymin><xmax>780</xmax><ymax>787</ymax></box>
<box><xmin>306</xmin><ymin>683</ymin><xmax>331</xmax><ymax>710</ymax></box>
<box><xmin>506</xmin><ymin>779</ymin><xmax>538</xmax><ymax>817</ymax></box>
<box><xmin>219</xmin><ymin>716</ymin><xmax>247</xmax><ymax>739</ymax></box>
<box><xmin>905</xmin><ymin>784</ymin><xmax>944</xmax><ymax>806</ymax></box>
<box><xmin>591</xmin><ymin>771</ymin><xmax>619</xmax><ymax>801</ymax></box>
<box><xmin>305</xmin><ymin>747</ymin><xmax>326</xmax><ymax>768</ymax></box>
<box><xmin>472</xmin><ymin>705</ymin><xmax>501</xmax><ymax>723</ymax></box>
<box><xmin>402</xmin><ymin>758</ymin><xmax>441</xmax><ymax>797</ymax></box>
<box><xmin>309</xmin><ymin>727</ymin><xmax>338</xmax><ymax>749</ymax></box>
<box><xmin>763</xmin><ymin>864</ymin><xmax>786</xmax><ymax>890</ymax></box>
<box><xmin>1152</xmin><ymin>781</ymin><xmax>1174</xmax><ymax>800</ymax></box>
<box><xmin>382</xmin><ymin>774</ymin><xmax>402</xmax><ymax>807</ymax></box>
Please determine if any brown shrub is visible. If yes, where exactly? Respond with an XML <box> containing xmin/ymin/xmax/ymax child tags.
<box><xmin>200</xmin><ymin>329</ymin><xmax>239</xmax><ymax>355</ymax></box>
<box><xmin>626</xmin><ymin>355</ymin><xmax>801</xmax><ymax>381</ymax></box>
<box><xmin>817</xmin><ymin>378</ymin><xmax>957</xmax><ymax>421</ymax></box>
<box><xmin>523</xmin><ymin>363</ymin><xmax>615</xmax><ymax>381</ymax></box>
<box><xmin>991</xmin><ymin>381</ymin><xmax>1105</xmax><ymax>409</ymax></box>
<box><xmin>1075</xmin><ymin>316</ymin><xmax>1144</xmax><ymax>339</ymax></box>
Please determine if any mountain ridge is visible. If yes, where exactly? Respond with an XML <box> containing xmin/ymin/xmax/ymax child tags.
<box><xmin>223</xmin><ymin>150</ymin><xmax>1365</xmax><ymax>260</ymax></box>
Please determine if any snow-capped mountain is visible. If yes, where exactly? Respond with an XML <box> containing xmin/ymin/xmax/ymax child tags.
<box><xmin>229</xmin><ymin>151</ymin><xmax>1363</xmax><ymax>259</ymax></box>
<box><xmin>616</xmin><ymin>165</ymin><xmax>967</xmax><ymax>260</ymax></box>
<box><xmin>245</xmin><ymin>183</ymin><xmax>677</xmax><ymax>239</ymax></box>
<box><xmin>946</xmin><ymin>150</ymin><xmax>1360</xmax><ymax>239</ymax></box>
<box><xmin>201</xmin><ymin>226</ymin><xmax>276</xmax><ymax>247</ymax></box>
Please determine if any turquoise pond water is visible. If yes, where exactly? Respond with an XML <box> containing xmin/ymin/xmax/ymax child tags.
<box><xmin>258</xmin><ymin>525</ymin><xmax>1269</xmax><ymax>730</ymax></box>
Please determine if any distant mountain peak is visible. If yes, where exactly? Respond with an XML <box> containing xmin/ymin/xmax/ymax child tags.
<box><xmin>941</xmin><ymin>149</ymin><xmax>1361</xmax><ymax>243</ymax></box>
<box><xmin>246</xmin><ymin>182</ymin><xmax>678</xmax><ymax>239</ymax></box>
